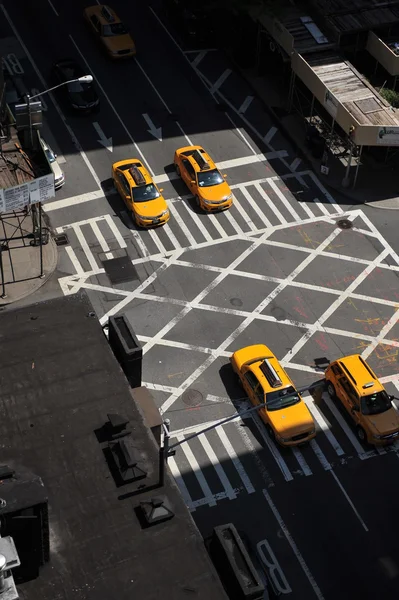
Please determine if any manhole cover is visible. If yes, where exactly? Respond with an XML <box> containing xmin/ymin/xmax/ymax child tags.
<box><xmin>182</xmin><ymin>389</ymin><xmax>203</xmax><ymax>407</ymax></box>
<box><xmin>230</xmin><ymin>297</ymin><xmax>243</xmax><ymax>307</ymax></box>
<box><xmin>337</xmin><ymin>219</ymin><xmax>353</xmax><ymax>230</ymax></box>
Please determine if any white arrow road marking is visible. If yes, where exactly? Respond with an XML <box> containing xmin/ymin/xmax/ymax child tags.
<box><xmin>92</xmin><ymin>122</ymin><xmax>113</xmax><ymax>152</ymax></box>
<box><xmin>142</xmin><ymin>113</ymin><xmax>162</xmax><ymax>141</ymax></box>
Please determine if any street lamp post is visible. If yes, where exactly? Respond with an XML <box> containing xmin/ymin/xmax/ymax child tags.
<box><xmin>25</xmin><ymin>74</ymin><xmax>93</xmax><ymax>149</ymax></box>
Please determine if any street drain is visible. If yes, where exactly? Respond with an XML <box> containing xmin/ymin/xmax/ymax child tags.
<box><xmin>337</xmin><ymin>219</ymin><xmax>353</xmax><ymax>230</ymax></box>
<box><xmin>230</xmin><ymin>297</ymin><xmax>243</xmax><ymax>307</ymax></box>
<box><xmin>182</xmin><ymin>389</ymin><xmax>203</xmax><ymax>407</ymax></box>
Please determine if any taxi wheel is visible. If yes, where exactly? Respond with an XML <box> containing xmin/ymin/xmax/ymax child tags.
<box><xmin>326</xmin><ymin>382</ymin><xmax>336</xmax><ymax>399</ymax></box>
<box><xmin>175</xmin><ymin>164</ymin><xmax>181</xmax><ymax>176</ymax></box>
<box><xmin>356</xmin><ymin>426</ymin><xmax>367</xmax><ymax>443</ymax></box>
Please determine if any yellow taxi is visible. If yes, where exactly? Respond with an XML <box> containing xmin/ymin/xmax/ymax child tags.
<box><xmin>174</xmin><ymin>146</ymin><xmax>233</xmax><ymax>211</ymax></box>
<box><xmin>230</xmin><ymin>344</ymin><xmax>316</xmax><ymax>446</ymax></box>
<box><xmin>325</xmin><ymin>354</ymin><xmax>399</xmax><ymax>445</ymax></box>
<box><xmin>112</xmin><ymin>159</ymin><xmax>169</xmax><ymax>228</ymax></box>
<box><xmin>84</xmin><ymin>5</ymin><xmax>136</xmax><ymax>58</ymax></box>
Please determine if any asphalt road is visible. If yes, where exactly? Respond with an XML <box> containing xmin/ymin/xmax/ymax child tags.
<box><xmin>3</xmin><ymin>2</ymin><xmax>399</xmax><ymax>599</ymax></box>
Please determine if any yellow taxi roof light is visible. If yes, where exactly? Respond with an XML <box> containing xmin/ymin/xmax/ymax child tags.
<box><xmin>129</xmin><ymin>166</ymin><xmax>145</xmax><ymax>186</ymax></box>
<box><xmin>363</xmin><ymin>382</ymin><xmax>375</xmax><ymax>389</ymax></box>
<box><xmin>101</xmin><ymin>6</ymin><xmax>115</xmax><ymax>22</ymax></box>
<box><xmin>193</xmin><ymin>149</ymin><xmax>211</xmax><ymax>171</ymax></box>
<box><xmin>260</xmin><ymin>359</ymin><xmax>282</xmax><ymax>388</ymax></box>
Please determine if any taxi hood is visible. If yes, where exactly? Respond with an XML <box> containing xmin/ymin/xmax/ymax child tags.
<box><xmin>135</xmin><ymin>197</ymin><xmax>168</xmax><ymax>218</ymax></box>
<box><xmin>199</xmin><ymin>181</ymin><xmax>231</xmax><ymax>202</ymax></box>
<box><xmin>268</xmin><ymin>400</ymin><xmax>314</xmax><ymax>436</ymax></box>
<box><xmin>365</xmin><ymin>409</ymin><xmax>399</xmax><ymax>436</ymax></box>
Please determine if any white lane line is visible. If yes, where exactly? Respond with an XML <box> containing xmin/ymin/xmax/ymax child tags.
<box><xmin>304</xmin><ymin>396</ymin><xmax>345</xmax><ymax>456</ymax></box>
<box><xmin>91</xmin><ymin>221</ymin><xmax>112</xmax><ymax>258</ymax></box>
<box><xmin>44</xmin><ymin>190</ymin><xmax>105</xmax><ymax>212</ymax></box>
<box><xmin>239</xmin><ymin>185</ymin><xmax>272</xmax><ymax>227</ymax></box>
<box><xmin>179</xmin><ymin>200</ymin><xmax>213</xmax><ymax>242</ymax></box>
<box><xmin>69</xmin><ymin>35</ymin><xmax>156</xmax><ymax>176</ymax></box>
<box><xmin>65</xmin><ymin>246</ymin><xmax>84</xmax><ymax>276</ymax></box>
<box><xmin>168</xmin><ymin>455</ymin><xmax>195</xmax><ymax>511</ymax></box>
<box><xmin>74</xmin><ymin>225</ymin><xmax>98</xmax><ymax>272</ymax></box>
<box><xmin>208</xmin><ymin>213</ymin><xmax>228</xmax><ymax>238</ymax></box>
<box><xmin>47</xmin><ymin>0</ymin><xmax>59</xmax><ymax>16</ymax></box>
<box><xmin>255</xmin><ymin>183</ymin><xmax>287</xmax><ymax>224</ymax></box>
<box><xmin>239</xmin><ymin>95</ymin><xmax>254</xmax><ymax>114</ymax></box>
<box><xmin>290</xmin><ymin>158</ymin><xmax>301</xmax><ymax>172</ymax></box>
<box><xmin>330</xmin><ymin>470</ymin><xmax>369</xmax><ymax>532</ymax></box>
<box><xmin>198</xmin><ymin>434</ymin><xmax>236</xmax><ymax>500</ymax></box>
<box><xmin>1</xmin><ymin>6</ymin><xmax>102</xmax><ymax>189</ymax></box>
<box><xmin>267</xmin><ymin>178</ymin><xmax>301</xmax><ymax>220</ymax></box>
<box><xmin>312</xmin><ymin>197</ymin><xmax>331</xmax><ymax>217</ymax></box>
<box><xmin>322</xmin><ymin>393</ymin><xmax>369</xmax><ymax>457</ymax></box>
<box><xmin>216</xmin><ymin>427</ymin><xmax>255</xmax><ymax>494</ymax></box>
<box><xmin>223</xmin><ymin>209</ymin><xmax>244</xmax><ymax>235</ymax></box>
<box><xmin>103</xmin><ymin>214</ymin><xmax>127</xmax><ymax>248</ymax></box>
<box><xmin>264</xmin><ymin>126</ymin><xmax>278</xmax><ymax>145</ymax></box>
<box><xmin>262</xmin><ymin>488</ymin><xmax>325</xmax><ymax>600</ymax></box>
<box><xmin>169</xmin><ymin>205</ymin><xmax>197</xmax><ymax>246</ymax></box>
<box><xmin>291</xmin><ymin>447</ymin><xmax>312</xmax><ymax>476</ymax></box>
<box><xmin>148</xmin><ymin>228</ymin><xmax>168</xmax><ymax>255</ymax></box>
<box><xmin>163</xmin><ymin>222</ymin><xmax>182</xmax><ymax>249</ymax></box>
<box><xmin>210</xmin><ymin>68</ymin><xmax>232</xmax><ymax>94</ymax></box>
<box><xmin>119</xmin><ymin>211</ymin><xmax>150</xmax><ymax>258</ymax></box>
<box><xmin>191</xmin><ymin>50</ymin><xmax>208</xmax><ymax>68</ymax></box>
<box><xmin>233</xmin><ymin>421</ymin><xmax>274</xmax><ymax>487</ymax></box>
<box><xmin>310</xmin><ymin>439</ymin><xmax>332</xmax><ymax>471</ymax></box>
<box><xmin>176</xmin><ymin>434</ymin><xmax>217</xmax><ymax>506</ymax></box>
<box><xmin>231</xmin><ymin>195</ymin><xmax>256</xmax><ymax>232</ymax></box>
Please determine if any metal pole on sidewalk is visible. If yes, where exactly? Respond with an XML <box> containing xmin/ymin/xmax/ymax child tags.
<box><xmin>39</xmin><ymin>203</ymin><xmax>44</xmax><ymax>278</ymax></box>
<box><xmin>352</xmin><ymin>146</ymin><xmax>363</xmax><ymax>189</ymax></box>
<box><xmin>26</xmin><ymin>94</ymin><xmax>33</xmax><ymax>148</ymax></box>
<box><xmin>159</xmin><ymin>418</ymin><xmax>170</xmax><ymax>487</ymax></box>
<box><xmin>0</xmin><ymin>245</ymin><xmax>7</xmax><ymax>299</ymax></box>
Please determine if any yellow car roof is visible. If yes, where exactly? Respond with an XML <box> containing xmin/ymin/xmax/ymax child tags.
<box><xmin>335</xmin><ymin>354</ymin><xmax>384</xmax><ymax>396</ymax></box>
<box><xmin>114</xmin><ymin>160</ymin><xmax>152</xmax><ymax>188</ymax></box>
<box><xmin>239</xmin><ymin>345</ymin><xmax>292</xmax><ymax>393</ymax></box>
<box><xmin>178</xmin><ymin>146</ymin><xmax>217</xmax><ymax>174</ymax></box>
<box><xmin>87</xmin><ymin>4</ymin><xmax>122</xmax><ymax>25</ymax></box>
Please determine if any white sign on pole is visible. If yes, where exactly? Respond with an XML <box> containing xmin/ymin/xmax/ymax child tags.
<box><xmin>324</xmin><ymin>89</ymin><xmax>338</xmax><ymax>119</ymax></box>
<box><xmin>377</xmin><ymin>127</ymin><xmax>399</xmax><ymax>145</ymax></box>
<box><xmin>0</xmin><ymin>189</ymin><xmax>4</xmax><ymax>213</ymax></box>
<box><xmin>2</xmin><ymin>181</ymin><xmax>30</xmax><ymax>212</ymax></box>
<box><xmin>29</xmin><ymin>173</ymin><xmax>55</xmax><ymax>204</ymax></box>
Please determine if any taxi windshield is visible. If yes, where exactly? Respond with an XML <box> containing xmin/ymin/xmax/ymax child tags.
<box><xmin>361</xmin><ymin>391</ymin><xmax>392</xmax><ymax>415</ymax></box>
<box><xmin>103</xmin><ymin>22</ymin><xmax>128</xmax><ymax>37</ymax></box>
<box><xmin>132</xmin><ymin>184</ymin><xmax>160</xmax><ymax>203</ymax></box>
<box><xmin>197</xmin><ymin>169</ymin><xmax>224</xmax><ymax>187</ymax></box>
<box><xmin>266</xmin><ymin>386</ymin><xmax>301</xmax><ymax>411</ymax></box>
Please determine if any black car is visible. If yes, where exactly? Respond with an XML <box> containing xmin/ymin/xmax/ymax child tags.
<box><xmin>52</xmin><ymin>59</ymin><xmax>99</xmax><ymax>113</ymax></box>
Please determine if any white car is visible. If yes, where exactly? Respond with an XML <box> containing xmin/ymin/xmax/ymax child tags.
<box><xmin>40</xmin><ymin>138</ymin><xmax>65</xmax><ymax>189</ymax></box>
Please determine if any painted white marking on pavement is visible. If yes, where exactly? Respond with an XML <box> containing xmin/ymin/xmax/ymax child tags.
<box><xmin>223</xmin><ymin>209</ymin><xmax>244</xmax><ymax>235</ymax></box>
<box><xmin>91</xmin><ymin>221</ymin><xmax>112</xmax><ymax>257</ymax></box>
<box><xmin>262</xmin><ymin>488</ymin><xmax>325</xmax><ymax>600</ymax></box>
<box><xmin>179</xmin><ymin>200</ymin><xmax>213</xmax><ymax>242</ymax></box>
<box><xmin>231</xmin><ymin>195</ymin><xmax>256</xmax><ymax>232</ymax></box>
<box><xmin>312</xmin><ymin>197</ymin><xmax>331</xmax><ymax>217</ymax></box>
<box><xmin>148</xmin><ymin>228</ymin><xmax>168</xmax><ymax>255</ymax></box>
<box><xmin>65</xmin><ymin>246</ymin><xmax>84</xmax><ymax>276</ymax></box>
<box><xmin>163</xmin><ymin>222</ymin><xmax>181</xmax><ymax>249</ymax></box>
<box><xmin>1</xmin><ymin>6</ymin><xmax>102</xmax><ymax>190</ymax></box>
<box><xmin>208</xmin><ymin>213</ymin><xmax>228</xmax><ymax>239</ymax></box>
<box><xmin>307</xmin><ymin>171</ymin><xmax>343</xmax><ymax>212</ymax></box>
<box><xmin>69</xmin><ymin>35</ymin><xmax>155</xmax><ymax>176</ymax></box>
<box><xmin>210</xmin><ymin>68</ymin><xmax>232</xmax><ymax>94</ymax></box>
<box><xmin>43</xmin><ymin>190</ymin><xmax>106</xmax><ymax>212</ymax></box>
<box><xmin>330</xmin><ymin>470</ymin><xmax>369</xmax><ymax>532</ymax></box>
<box><xmin>103</xmin><ymin>214</ymin><xmax>127</xmax><ymax>248</ymax></box>
<box><xmin>215</xmin><ymin>428</ymin><xmax>255</xmax><ymax>494</ymax></box>
<box><xmin>264</xmin><ymin>126</ymin><xmax>278</xmax><ymax>145</ymax></box>
<box><xmin>239</xmin><ymin>95</ymin><xmax>254</xmax><ymax>114</ymax></box>
<box><xmin>322</xmin><ymin>393</ymin><xmax>371</xmax><ymax>457</ymax></box>
<box><xmin>198</xmin><ymin>434</ymin><xmax>236</xmax><ymax>500</ymax></box>
<box><xmin>255</xmin><ymin>183</ymin><xmax>287</xmax><ymax>224</ymax></box>
<box><xmin>169</xmin><ymin>205</ymin><xmax>197</xmax><ymax>247</ymax></box>
<box><xmin>291</xmin><ymin>447</ymin><xmax>312</xmax><ymax>476</ymax></box>
<box><xmin>168</xmin><ymin>455</ymin><xmax>195</xmax><ymax>510</ymax></box>
<box><xmin>309</xmin><ymin>439</ymin><xmax>332</xmax><ymax>471</ymax></box>
<box><xmin>92</xmin><ymin>121</ymin><xmax>113</xmax><ymax>152</ymax></box>
<box><xmin>74</xmin><ymin>225</ymin><xmax>98</xmax><ymax>272</ymax></box>
<box><xmin>176</xmin><ymin>434</ymin><xmax>217</xmax><ymax>506</ymax></box>
<box><xmin>267</xmin><ymin>179</ymin><xmax>301</xmax><ymax>221</ymax></box>
<box><xmin>290</xmin><ymin>157</ymin><xmax>301</xmax><ymax>172</ymax></box>
<box><xmin>142</xmin><ymin>113</ymin><xmax>162</xmax><ymax>142</ymax></box>
<box><xmin>238</xmin><ymin>185</ymin><xmax>272</xmax><ymax>228</ymax></box>
<box><xmin>233</xmin><ymin>421</ymin><xmax>275</xmax><ymax>487</ymax></box>
<box><xmin>304</xmin><ymin>396</ymin><xmax>345</xmax><ymax>456</ymax></box>
<box><xmin>191</xmin><ymin>50</ymin><xmax>208</xmax><ymax>68</ymax></box>
<box><xmin>47</xmin><ymin>0</ymin><xmax>59</xmax><ymax>16</ymax></box>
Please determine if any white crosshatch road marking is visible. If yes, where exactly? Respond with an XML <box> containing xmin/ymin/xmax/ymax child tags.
<box><xmin>57</xmin><ymin>210</ymin><xmax>399</xmax><ymax>502</ymax></box>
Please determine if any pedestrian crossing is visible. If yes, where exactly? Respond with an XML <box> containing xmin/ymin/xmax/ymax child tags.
<box><xmin>55</xmin><ymin>174</ymin><xmax>343</xmax><ymax>273</ymax></box>
<box><xmin>165</xmin><ymin>391</ymin><xmax>399</xmax><ymax>512</ymax></box>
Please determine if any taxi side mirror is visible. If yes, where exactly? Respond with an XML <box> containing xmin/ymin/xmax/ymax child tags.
<box><xmin>159</xmin><ymin>188</ymin><xmax>164</xmax><ymax>192</ymax></box>
<box><xmin>223</xmin><ymin>174</ymin><xmax>227</xmax><ymax>178</ymax></box>
<box><xmin>190</xmin><ymin>180</ymin><xmax>195</xmax><ymax>185</ymax></box>
<box><xmin>389</xmin><ymin>395</ymin><xmax>394</xmax><ymax>401</ymax></box>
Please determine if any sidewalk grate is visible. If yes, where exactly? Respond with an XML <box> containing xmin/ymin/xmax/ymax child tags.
<box><xmin>53</xmin><ymin>233</ymin><xmax>69</xmax><ymax>246</ymax></box>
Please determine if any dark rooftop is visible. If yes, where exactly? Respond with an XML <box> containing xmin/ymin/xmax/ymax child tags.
<box><xmin>0</xmin><ymin>293</ymin><xmax>227</xmax><ymax>600</ymax></box>
<box><xmin>308</xmin><ymin>0</ymin><xmax>399</xmax><ymax>35</ymax></box>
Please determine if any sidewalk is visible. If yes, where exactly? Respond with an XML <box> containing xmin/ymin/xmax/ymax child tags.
<box><xmin>0</xmin><ymin>208</ymin><xmax>58</xmax><ymax>305</ymax></box>
<box><xmin>237</xmin><ymin>66</ymin><xmax>399</xmax><ymax>210</ymax></box>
